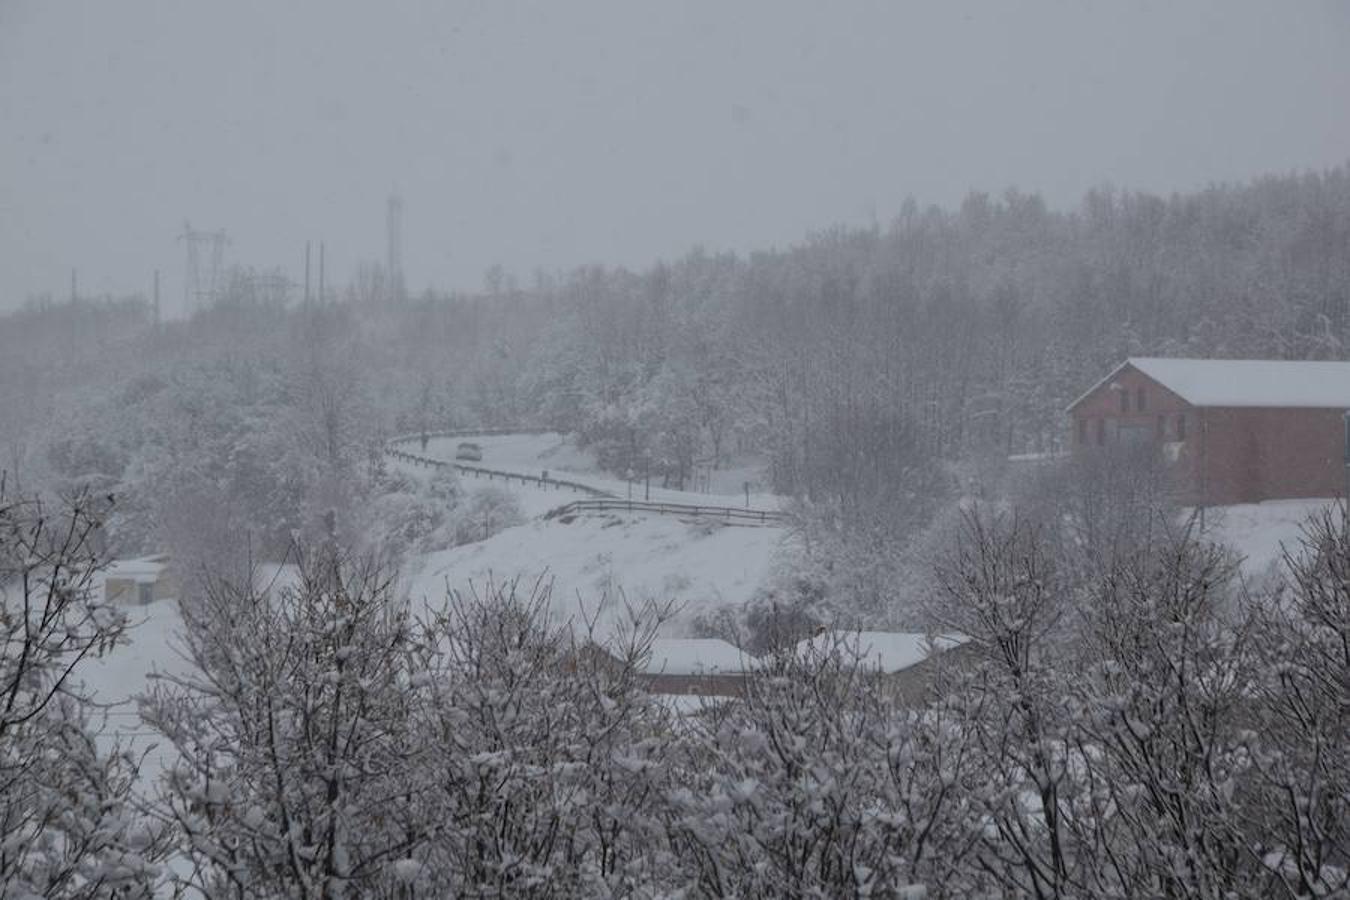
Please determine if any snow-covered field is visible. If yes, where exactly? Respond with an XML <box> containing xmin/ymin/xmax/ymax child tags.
<box><xmin>408</xmin><ymin>510</ymin><xmax>783</xmax><ymax>638</ymax></box>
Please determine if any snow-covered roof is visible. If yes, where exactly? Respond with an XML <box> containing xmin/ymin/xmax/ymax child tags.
<box><xmin>797</xmin><ymin>630</ymin><xmax>968</xmax><ymax>675</ymax></box>
<box><xmin>104</xmin><ymin>555</ymin><xmax>169</xmax><ymax>583</ymax></box>
<box><xmin>1070</xmin><ymin>358</ymin><xmax>1350</xmax><ymax>411</ymax></box>
<box><xmin>641</xmin><ymin>638</ymin><xmax>751</xmax><ymax>675</ymax></box>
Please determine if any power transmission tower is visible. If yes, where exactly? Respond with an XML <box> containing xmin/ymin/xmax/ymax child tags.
<box><xmin>178</xmin><ymin>221</ymin><xmax>228</xmax><ymax>314</ymax></box>
<box><xmin>386</xmin><ymin>193</ymin><xmax>404</xmax><ymax>302</ymax></box>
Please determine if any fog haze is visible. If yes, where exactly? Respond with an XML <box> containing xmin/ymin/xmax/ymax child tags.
<box><xmin>3</xmin><ymin>0</ymin><xmax>1349</xmax><ymax>311</ymax></box>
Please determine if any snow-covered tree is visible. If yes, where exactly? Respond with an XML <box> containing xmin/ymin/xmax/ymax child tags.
<box><xmin>143</xmin><ymin>549</ymin><xmax>423</xmax><ymax>899</ymax></box>
<box><xmin>0</xmin><ymin>487</ymin><xmax>163</xmax><ymax>898</ymax></box>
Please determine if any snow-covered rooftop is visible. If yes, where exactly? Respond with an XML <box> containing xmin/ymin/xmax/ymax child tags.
<box><xmin>797</xmin><ymin>630</ymin><xmax>968</xmax><ymax>675</ymax></box>
<box><xmin>104</xmin><ymin>555</ymin><xmax>169</xmax><ymax>583</ymax></box>
<box><xmin>1074</xmin><ymin>357</ymin><xmax>1350</xmax><ymax>410</ymax></box>
<box><xmin>641</xmin><ymin>638</ymin><xmax>751</xmax><ymax>675</ymax></box>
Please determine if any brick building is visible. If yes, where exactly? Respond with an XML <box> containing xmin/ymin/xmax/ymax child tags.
<box><xmin>1067</xmin><ymin>358</ymin><xmax>1350</xmax><ymax>506</ymax></box>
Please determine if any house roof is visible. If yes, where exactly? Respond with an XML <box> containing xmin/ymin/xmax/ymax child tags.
<box><xmin>104</xmin><ymin>555</ymin><xmax>169</xmax><ymax>583</ymax></box>
<box><xmin>795</xmin><ymin>630</ymin><xmax>968</xmax><ymax>675</ymax></box>
<box><xmin>642</xmin><ymin>638</ymin><xmax>751</xmax><ymax>675</ymax></box>
<box><xmin>1068</xmin><ymin>357</ymin><xmax>1350</xmax><ymax>412</ymax></box>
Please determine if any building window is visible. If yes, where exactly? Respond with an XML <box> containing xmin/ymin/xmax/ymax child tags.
<box><xmin>1136</xmin><ymin>387</ymin><xmax>1146</xmax><ymax>411</ymax></box>
<box><xmin>1176</xmin><ymin>413</ymin><xmax>1186</xmax><ymax>441</ymax></box>
<box><xmin>1077</xmin><ymin>417</ymin><xmax>1087</xmax><ymax>444</ymax></box>
<box><xmin>1096</xmin><ymin>419</ymin><xmax>1106</xmax><ymax>446</ymax></box>
<box><xmin>138</xmin><ymin>582</ymin><xmax>153</xmax><ymax>605</ymax></box>
<box><xmin>1157</xmin><ymin>414</ymin><xmax>1165</xmax><ymax>439</ymax></box>
<box><xmin>1119</xmin><ymin>390</ymin><xmax>1129</xmax><ymax>413</ymax></box>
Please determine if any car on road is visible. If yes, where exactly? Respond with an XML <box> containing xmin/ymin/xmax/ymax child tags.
<box><xmin>455</xmin><ymin>441</ymin><xmax>484</xmax><ymax>462</ymax></box>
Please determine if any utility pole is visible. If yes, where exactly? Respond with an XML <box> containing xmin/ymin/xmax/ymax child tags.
<box><xmin>69</xmin><ymin>268</ymin><xmax>77</xmax><ymax>360</ymax></box>
<box><xmin>304</xmin><ymin>241</ymin><xmax>312</xmax><ymax>305</ymax></box>
<box><xmin>318</xmin><ymin>241</ymin><xmax>326</xmax><ymax>304</ymax></box>
<box><xmin>386</xmin><ymin>192</ymin><xmax>404</xmax><ymax>303</ymax></box>
<box><xmin>153</xmin><ymin>269</ymin><xmax>161</xmax><ymax>327</ymax></box>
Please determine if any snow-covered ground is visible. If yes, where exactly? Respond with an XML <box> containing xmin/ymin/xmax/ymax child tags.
<box><xmin>420</xmin><ymin>432</ymin><xmax>783</xmax><ymax>510</ymax></box>
<box><xmin>1199</xmin><ymin>497</ymin><xmax>1343</xmax><ymax>578</ymax></box>
<box><xmin>80</xmin><ymin>599</ymin><xmax>192</xmax><ymax>790</ymax></box>
<box><xmin>408</xmin><ymin>510</ymin><xmax>783</xmax><ymax>639</ymax></box>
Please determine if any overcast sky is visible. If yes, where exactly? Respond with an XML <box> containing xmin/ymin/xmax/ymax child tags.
<box><xmin>3</xmin><ymin>0</ymin><xmax>1349</xmax><ymax>315</ymax></box>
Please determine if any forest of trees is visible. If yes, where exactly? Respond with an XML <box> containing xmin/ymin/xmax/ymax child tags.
<box><xmin>3</xmin><ymin>165</ymin><xmax>1349</xmax><ymax>621</ymax></box>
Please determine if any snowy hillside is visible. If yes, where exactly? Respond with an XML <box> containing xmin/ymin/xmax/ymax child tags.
<box><xmin>408</xmin><ymin>510</ymin><xmax>784</xmax><ymax>638</ymax></box>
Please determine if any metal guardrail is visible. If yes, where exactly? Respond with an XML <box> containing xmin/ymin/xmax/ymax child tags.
<box><xmin>545</xmin><ymin>498</ymin><xmax>788</xmax><ymax>527</ymax></box>
<box><xmin>385</xmin><ymin>445</ymin><xmax>613</xmax><ymax>497</ymax></box>
<box><xmin>388</xmin><ymin>427</ymin><xmax>552</xmax><ymax>445</ymax></box>
<box><xmin>386</xmin><ymin>432</ymin><xmax>787</xmax><ymax>526</ymax></box>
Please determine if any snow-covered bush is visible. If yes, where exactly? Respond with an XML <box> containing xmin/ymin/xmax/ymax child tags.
<box><xmin>658</xmin><ymin>638</ymin><xmax>962</xmax><ymax>898</ymax></box>
<box><xmin>408</xmin><ymin>578</ymin><xmax>677</xmax><ymax>895</ymax></box>
<box><xmin>143</xmin><ymin>549</ymin><xmax>426</xmax><ymax>900</ymax></box>
<box><xmin>0</xmin><ymin>488</ymin><xmax>164</xmax><ymax>898</ymax></box>
<box><xmin>452</xmin><ymin>485</ymin><xmax>524</xmax><ymax>545</ymax></box>
<box><xmin>1245</xmin><ymin>508</ymin><xmax>1350</xmax><ymax>898</ymax></box>
<box><xmin>144</xmin><ymin>557</ymin><xmax>676</xmax><ymax>897</ymax></box>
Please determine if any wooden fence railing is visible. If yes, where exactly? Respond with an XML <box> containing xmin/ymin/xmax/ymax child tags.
<box><xmin>544</xmin><ymin>498</ymin><xmax>788</xmax><ymax>527</ymax></box>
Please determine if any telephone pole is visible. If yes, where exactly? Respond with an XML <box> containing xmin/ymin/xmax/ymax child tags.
<box><xmin>387</xmin><ymin>192</ymin><xmax>404</xmax><ymax>303</ymax></box>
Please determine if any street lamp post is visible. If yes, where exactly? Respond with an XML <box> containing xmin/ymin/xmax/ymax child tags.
<box><xmin>1342</xmin><ymin>410</ymin><xmax>1349</xmax><ymax>515</ymax></box>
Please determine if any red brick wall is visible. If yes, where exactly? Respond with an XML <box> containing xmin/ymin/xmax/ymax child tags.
<box><xmin>1069</xmin><ymin>365</ymin><xmax>1201</xmax><ymax>497</ymax></box>
<box><xmin>1198</xmin><ymin>407</ymin><xmax>1345</xmax><ymax>505</ymax></box>
<box><xmin>1069</xmin><ymin>364</ymin><xmax>1347</xmax><ymax>505</ymax></box>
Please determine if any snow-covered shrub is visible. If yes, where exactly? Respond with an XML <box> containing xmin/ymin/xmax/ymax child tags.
<box><xmin>1244</xmin><ymin>508</ymin><xmax>1350</xmax><ymax>898</ymax></box>
<box><xmin>453</xmin><ymin>485</ymin><xmax>524</xmax><ymax>545</ymax></box>
<box><xmin>658</xmin><ymin>638</ymin><xmax>961</xmax><ymax>898</ymax></box>
<box><xmin>409</xmin><ymin>578</ymin><xmax>677</xmax><ymax>895</ymax></box>
<box><xmin>362</xmin><ymin>467</ymin><xmax>465</xmax><ymax>559</ymax></box>
<box><xmin>145</xmin><ymin>556</ymin><xmax>677</xmax><ymax>898</ymax></box>
<box><xmin>0</xmin><ymin>489</ymin><xmax>164</xmax><ymax>898</ymax></box>
<box><xmin>144</xmin><ymin>548</ymin><xmax>426</xmax><ymax>900</ymax></box>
